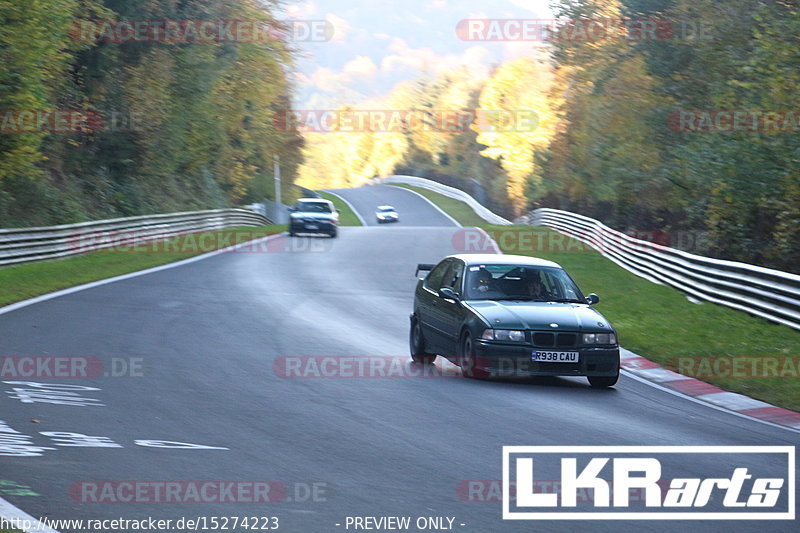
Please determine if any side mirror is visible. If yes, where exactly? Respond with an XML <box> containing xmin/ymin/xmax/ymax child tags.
<box><xmin>288</xmin><ymin>206</ymin><xmax>296</xmax><ymax>212</ymax></box>
<box><xmin>439</xmin><ymin>287</ymin><xmax>459</xmax><ymax>301</ymax></box>
<box><xmin>586</xmin><ymin>293</ymin><xmax>600</xmax><ymax>305</ymax></box>
<box><xmin>415</xmin><ymin>263</ymin><xmax>434</xmax><ymax>277</ymax></box>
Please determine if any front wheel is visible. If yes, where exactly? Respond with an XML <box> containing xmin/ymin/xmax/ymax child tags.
<box><xmin>409</xmin><ymin>318</ymin><xmax>436</xmax><ymax>364</ymax></box>
<box><xmin>460</xmin><ymin>333</ymin><xmax>488</xmax><ymax>379</ymax></box>
<box><xmin>588</xmin><ymin>373</ymin><xmax>619</xmax><ymax>388</ymax></box>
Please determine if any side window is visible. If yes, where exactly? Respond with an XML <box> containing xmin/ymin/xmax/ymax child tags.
<box><xmin>442</xmin><ymin>261</ymin><xmax>465</xmax><ymax>295</ymax></box>
<box><xmin>424</xmin><ymin>260</ymin><xmax>450</xmax><ymax>291</ymax></box>
<box><xmin>542</xmin><ymin>270</ymin><xmax>577</xmax><ymax>299</ymax></box>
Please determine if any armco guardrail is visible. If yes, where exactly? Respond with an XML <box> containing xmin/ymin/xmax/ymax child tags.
<box><xmin>0</xmin><ymin>208</ymin><xmax>271</xmax><ymax>267</ymax></box>
<box><xmin>522</xmin><ymin>208</ymin><xmax>800</xmax><ymax>331</ymax></box>
<box><xmin>374</xmin><ymin>175</ymin><xmax>512</xmax><ymax>225</ymax></box>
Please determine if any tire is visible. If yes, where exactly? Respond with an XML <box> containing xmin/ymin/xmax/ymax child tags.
<box><xmin>329</xmin><ymin>228</ymin><xmax>338</xmax><ymax>238</ymax></box>
<box><xmin>288</xmin><ymin>228</ymin><xmax>295</xmax><ymax>237</ymax></box>
<box><xmin>460</xmin><ymin>332</ymin><xmax>488</xmax><ymax>379</ymax></box>
<box><xmin>409</xmin><ymin>318</ymin><xmax>436</xmax><ymax>364</ymax></box>
<box><xmin>588</xmin><ymin>372</ymin><xmax>619</xmax><ymax>388</ymax></box>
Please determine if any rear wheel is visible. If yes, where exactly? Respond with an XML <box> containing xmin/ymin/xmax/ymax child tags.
<box><xmin>460</xmin><ymin>332</ymin><xmax>488</xmax><ymax>379</ymax></box>
<box><xmin>409</xmin><ymin>318</ymin><xmax>436</xmax><ymax>364</ymax></box>
<box><xmin>329</xmin><ymin>228</ymin><xmax>338</xmax><ymax>238</ymax></box>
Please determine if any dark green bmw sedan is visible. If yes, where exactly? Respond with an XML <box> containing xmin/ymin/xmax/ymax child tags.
<box><xmin>409</xmin><ymin>254</ymin><xmax>620</xmax><ymax>387</ymax></box>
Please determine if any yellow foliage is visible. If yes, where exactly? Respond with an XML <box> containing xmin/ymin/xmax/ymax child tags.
<box><xmin>474</xmin><ymin>57</ymin><xmax>560</xmax><ymax>213</ymax></box>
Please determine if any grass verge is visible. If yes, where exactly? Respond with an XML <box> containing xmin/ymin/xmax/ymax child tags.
<box><xmin>319</xmin><ymin>191</ymin><xmax>362</xmax><ymax>226</ymax></box>
<box><xmin>387</xmin><ymin>184</ymin><xmax>487</xmax><ymax>226</ymax></box>
<box><xmin>0</xmin><ymin>225</ymin><xmax>283</xmax><ymax>308</ymax></box>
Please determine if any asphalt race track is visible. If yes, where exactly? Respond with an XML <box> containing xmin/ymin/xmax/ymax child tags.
<box><xmin>0</xmin><ymin>184</ymin><xmax>797</xmax><ymax>532</ymax></box>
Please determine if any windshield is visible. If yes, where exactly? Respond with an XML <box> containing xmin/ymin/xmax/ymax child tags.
<box><xmin>297</xmin><ymin>202</ymin><xmax>332</xmax><ymax>213</ymax></box>
<box><xmin>379</xmin><ymin>207</ymin><xmax>395</xmax><ymax>212</ymax></box>
<box><xmin>464</xmin><ymin>265</ymin><xmax>584</xmax><ymax>302</ymax></box>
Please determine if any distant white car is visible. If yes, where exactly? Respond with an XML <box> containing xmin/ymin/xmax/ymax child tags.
<box><xmin>375</xmin><ymin>205</ymin><xmax>399</xmax><ymax>224</ymax></box>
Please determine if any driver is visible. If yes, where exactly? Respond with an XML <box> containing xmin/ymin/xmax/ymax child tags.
<box><xmin>525</xmin><ymin>275</ymin><xmax>549</xmax><ymax>299</ymax></box>
<box><xmin>470</xmin><ymin>267</ymin><xmax>494</xmax><ymax>295</ymax></box>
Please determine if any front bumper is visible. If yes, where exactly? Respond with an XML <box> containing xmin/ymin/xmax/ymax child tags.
<box><xmin>473</xmin><ymin>340</ymin><xmax>619</xmax><ymax>377</ymax></box>
<box><xmin>289</xmin><ymin>219</ymin><xmax>337</xmax><ymax>233</ymax></box>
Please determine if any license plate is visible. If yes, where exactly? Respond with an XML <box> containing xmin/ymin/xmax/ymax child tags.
<box><xmin>532</xmin><ymin>351</ymin><xmax>579</xmax><ymax>363</ymax></box>
<box><xmin>305</xmin><ymin>224</ymin><xmax>319</xmax><ymax>230</ymax></box>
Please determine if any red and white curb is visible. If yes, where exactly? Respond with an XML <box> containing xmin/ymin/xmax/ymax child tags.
<box><xmin>620</xmin><ymin>348</ymin><xmax>800</xmax><ymax>432</ymax></box>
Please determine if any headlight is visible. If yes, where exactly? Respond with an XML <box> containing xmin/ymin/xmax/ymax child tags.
<box><xmin>582</xmin><ymin>333</ymin><xmax>617</xmax><ymax>345</ymax></box>
<box><xmin>481</xmin><ymin>329</ymin><xmax>525</xmax><ymax>342</ymax></box>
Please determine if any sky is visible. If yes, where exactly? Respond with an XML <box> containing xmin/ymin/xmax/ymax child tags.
<box><xmin>278</xmin><ymin>0</ymin><xmax>555</xmax><ymax>108</ymax></box>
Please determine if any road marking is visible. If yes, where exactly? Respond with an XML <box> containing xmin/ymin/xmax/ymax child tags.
<box><xmin>40</xmin><ymin>432</ymin><xmax>122</xmax><ymax>448</ymax></box>
<box><xmin>134</xmin><ymin>440</ymin><xmax>229</xmax><ymax>450</ymax></box>
<box><xmin>323</xmin><ymin>190</ymin><xmax>367</xmax><ymax>226</ymax></box>
<box><xmin>0</xmin><ymin>480</ymin><xmax>40</xmax><ymax>497</ymax></box>
<box><xmin>694</xmin><ymin>391</ymin><xmax>773</xmax><ymax>411</ymax></box>
<box><xmin>3</xmin><ymin>382</ymin><xmax>104</xmax><ymax>407</ymax></box>
<box><xmin>383</xmin><ymin>185</ymin><xmax>462</xmax><ymax>227</ymax></box>
<box><xmin>0</xmin><ymin>496</ymin><xmax>59</xmax><ymax>533</ymax></box>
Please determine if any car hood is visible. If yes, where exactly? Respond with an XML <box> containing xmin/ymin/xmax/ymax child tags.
<box><xmin>466</xmin><ymin>300</ymin><xmax>613</xmax><ymax>332</ymax></box>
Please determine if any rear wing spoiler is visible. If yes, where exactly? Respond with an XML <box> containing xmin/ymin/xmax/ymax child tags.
<box><xmin>415</xmin><ymin>263</ymin><xmax>434</xmax><ymax>277</ymax></box>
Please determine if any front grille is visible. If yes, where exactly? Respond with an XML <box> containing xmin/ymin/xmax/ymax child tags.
<box><xmin>532</xmin><ymin>331</ymin><xmax>577</xmax><ymax>348</ymax></box>
<box><xmin>556</xmin><ymin>333</ymin><xmax>576</xmax><ymax>347</ymax></box>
